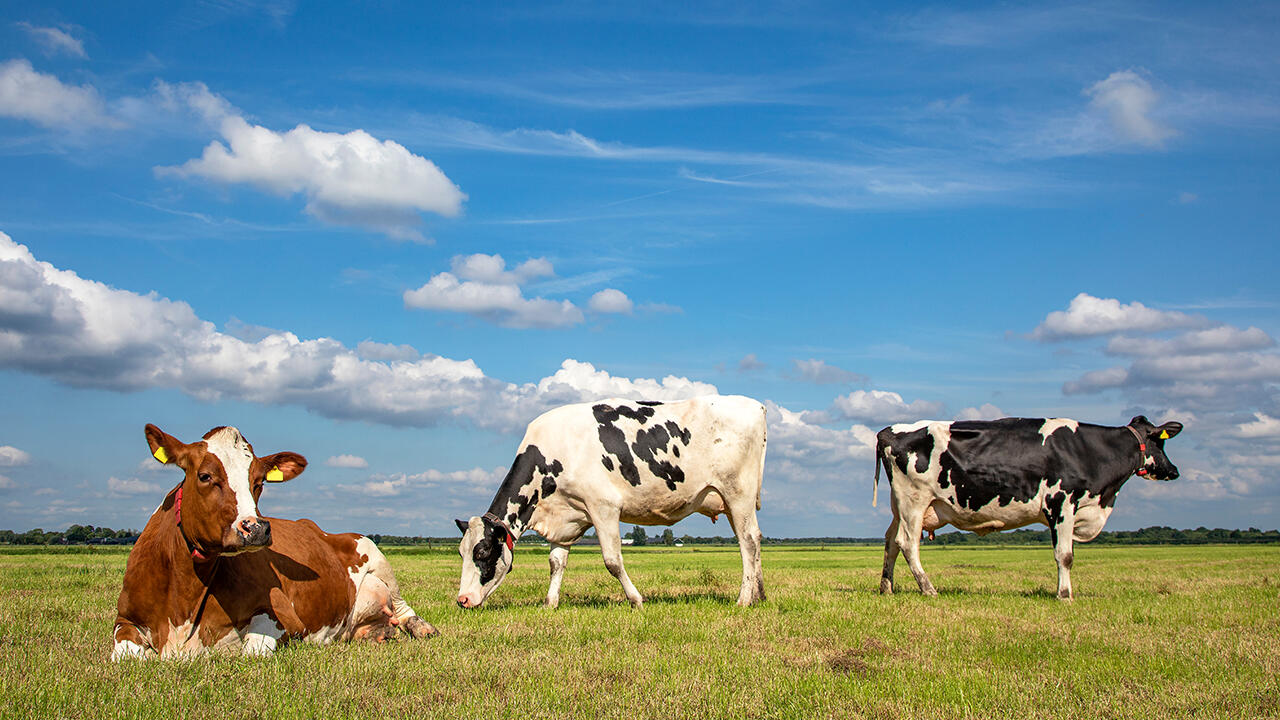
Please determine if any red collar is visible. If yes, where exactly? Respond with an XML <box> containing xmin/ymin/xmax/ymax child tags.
<box><xmin>483</xmin><ymin>512</ymin><xmax>516</xmax><ymax>551</ymax></box>
<box><xmin>174</xmin><ymin>487</ymin><xmax>209</xmax><ymax>561</ymax></box>
<box><xmin>1125</xmin><ymin>425</ymin><xmax>1149</xmax><ymax>477</ymax></box>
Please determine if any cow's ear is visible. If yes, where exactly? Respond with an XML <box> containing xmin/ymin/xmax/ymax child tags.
<box><xmin>455</xmin><ymin>518</ymin><xmax>469</xmax><ymax>534</ymax></box>
<box><xmin>145</xmin><ymin>424</ymin><xmax>188</xmax><ymax>467</ymax></box>
<box><xmin>259</xmin><ymin>452</ymin><xmax>307</xmax><ymax>482</ymax></box>
<box><xmin>1154</xmin><ymin>422</ymin><xmax>1183</xmax><ymax>440</ymax></box>
<box><xmin>1128</xmin><ymin>415</ymin><xmax>1152</xmax><ymax>429</ymax></box>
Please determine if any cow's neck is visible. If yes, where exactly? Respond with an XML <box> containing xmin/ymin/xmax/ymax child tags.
<box><xmin>486</xmin><ymin>444</ymin><xmax>563</xmax><ymax>541</ymax></box>
<box><xmin>1092</xmin><ymin>427</ymin><xmax>1148</xmax><ymax>506</ymax></box>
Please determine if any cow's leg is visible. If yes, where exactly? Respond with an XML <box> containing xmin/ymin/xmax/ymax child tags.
<box><xmin>725</xmin><ymin>500</ymin><xmax>765</xmax><ymax>606</ymax></box>
<box><xmin>545</xmin><ymin>543</ymin><xmax>571</xmax><ymax>609</ymax></box>
<box><xmin>111</xmin><ymin>621</ymin><xmax>153</xmax><ymax>661</ymax></box>
<box><xmin>242</xmin><ymin>613</ymin><xmax>286</xmax><ymax>657</ymax></box>
<box><xmin>353</xmin><ymin>537</ymin><xmax>438</xmax><ymax>640</ymax></box>
<box><xmin>895</xmin><ymin>495</ymin><xmax>937</xmax><ymax>596</ymax></box>
<box><xmin>594</xmin><ymin>517</ymin><xmax>644</xmax><ymax>607</ymax></box>
<box><xmin>880</xmin><ymin>510</ymin><xmax>901</xmax><ymax>595</ymax></box>
<box><xmin>1049</xmin><ymin>502</ymin><xmax>1077</xmax><ymax>600</ymax></box>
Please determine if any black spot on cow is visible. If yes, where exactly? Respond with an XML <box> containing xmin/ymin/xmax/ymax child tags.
<box><xmin>636</xmin><ymin>400</ymin><xmax>663</xmax><ymax>406</ymax></box>
<box><xmin>601</xmin><ymin>456</ymin><xmax>614</xmax><ymax>472</ymax></box>
<box><xmin>473</xmin><ymin>517</ymin><xmax>510</xmax><ymax>585</ymax></box>
<box><xmin>632</xmin><ymin>421</ymin><xmax>692</xmax><ymax>491</ymax></box>
<box><xmin>594</xmin><ymin>404</ymin><xmax>656</xmax><ymax>486</ymax></box>
<box><xmin>488</xmin><ymin>444</ymin><xmax>563</xmax><ymax>531</ymax></box>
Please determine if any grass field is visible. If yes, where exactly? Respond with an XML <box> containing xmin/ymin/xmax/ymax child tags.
<box><xmin>1</xmin><ymin>543</ymin><xmax>1277</xmax><ymax>719</ymax></box>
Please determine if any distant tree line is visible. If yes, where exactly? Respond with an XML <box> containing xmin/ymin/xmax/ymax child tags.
<box><xmin>3</xmin><ymin>525</ymin><xmax>1278</xmax><ymax>547</ymax></box>
<box><xmin>0</xmin><ymin>525</ymin><xmax>139</xmax><ymax>546</ymax></box>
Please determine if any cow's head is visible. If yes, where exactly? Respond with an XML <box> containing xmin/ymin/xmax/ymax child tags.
<box><xmin>1129</xmin><ymin>415</ymin><xmax>1184</xmax><ymax>481</ymax></box>
<box><xmin>454</xmin><ymin>515</ymin><xmax>514</xmax><ymax>609</ymax></box>
<box><xmin>145</xmin><ymin>424</ymin><xmax>306</xmax><ymax>557</ymax></box>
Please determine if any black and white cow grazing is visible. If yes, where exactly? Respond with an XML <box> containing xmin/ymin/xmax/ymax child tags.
<box><xmin>874</xmin><ymin>415</ymin><xmax>1183</xmax><ymax>600</ymax></box>
<box><xmin>455</xmin><ymin>395</ymin><xmax>768</xmax><ymax>609</ymax></box>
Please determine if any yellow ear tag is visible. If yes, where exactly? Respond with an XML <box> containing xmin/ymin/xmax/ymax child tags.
<box><xmin>153</xmin><ymin>447</ymin><xmax>168</xmax><ymax>464</ymax></box>
<box><xmin>1159</xmin><ymin>430</ymin><xmax>1169</xmax><ymax>439</ymax></box>
<box><xmin>266</xmin><ymin>467</ymin><xmax>285</xmax><ymax>482</ymax></box>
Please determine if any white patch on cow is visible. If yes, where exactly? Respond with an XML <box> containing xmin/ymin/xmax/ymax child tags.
<box><xmin>304</xmin><ymin>624</ymin><xmax>343</xmax><ymax>644</ymax></box>
<box><xmin>241</xmin><ymin>613</ymin><xmax>284</xmax><ymax>657</ymax></box>
<box><xmin>160</xmin><ymin>620</ymin><xmax>197</xmax><ymax>658</ymax></box>
<box><xmin>111</xmin><ymin>639</ymin><xmax>148</xmax><ymax>661</ymax></box>
<box><xmin>1039</xmin><ymin>418</ymin><xmax>1079</xmax><ymax>445</ymax></box>
<box><xmin>203</xmin><ymin>426</ymin><xmax>258</xmax><ymax>528</ymax></box>
<box><xmin>890</xmin><ymin>419</ymin><xmax>934</xmax><ymax>434</ymax></box>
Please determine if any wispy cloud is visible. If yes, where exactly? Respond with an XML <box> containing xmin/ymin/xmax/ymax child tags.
<box><xmin>16</xmin><ymin>22</ymin><xmax>88</xmax><ymax>59</ymax></box>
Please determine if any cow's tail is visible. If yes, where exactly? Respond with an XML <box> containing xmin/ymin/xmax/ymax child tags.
<box><xmin>755</xmin><ymin>406</ymin><xmax>767</xmax><ymax>511</ymax></box>
<box><xmin>872</xmin><ymin>432</ymin><xmax>888</xmax><ymax>508</ymax></box>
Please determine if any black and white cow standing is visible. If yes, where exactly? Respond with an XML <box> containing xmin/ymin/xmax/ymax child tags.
<box><xmin>455</xmin><ymin>395</ymin><xmax>768</xmax><ymax>609</ymax></box>
<box><xmin>874</xmin><ymin>415</ymin><xmax>1183</xmax><ymax>600</ymax></box>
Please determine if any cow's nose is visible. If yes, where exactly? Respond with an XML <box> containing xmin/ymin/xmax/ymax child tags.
<box><xmin>238</xmin><ymin>518</ymin><xmax>272</xmax><ymax>546</ymax></box>
<box><xmin>456</xmin><ymin>596</ymin><xmax>472</xmax><ymax>609</ymax></box>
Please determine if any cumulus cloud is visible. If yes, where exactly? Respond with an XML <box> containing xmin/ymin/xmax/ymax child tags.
<box><xmin>1234</xmin><ymin>413</ymin><xmax>1280</xmax><ymax>439</ymax></box>
<box><xmin>0</xmin><ymin>59</ymin><xmax>114</xmax><ymax>129</ymax></box>
<box><xmin>588</xmin><ymin>288</ymin><xmax>633</xmax><ymax>314</ymax></box>
<box><xmin>107</xmin><ymin>476</ymin><xmax>165</xmax><ymax>496</ymax></box>
<box><xmin>0</xmin><ymin>233</ymin><xmax>712</xmax><ymax>432</ymax></box>
<box><xmin>0</xmin><ymin>446</ymin><xmax>31</xmax><ymax>467</ymax></box>
<box><xmin>16</xmin><ymin>23</ymin><xmax>87</xmax><ymax>59</ymax></box>
<box><xmin>829</xmin><ymin>389</ymin><xmax>944</xmax><ymax>424</ymax></box>
<box><xmin>325</xmin><ymin>454</ymin><xmax>369</xmax><ymax>469</ymax></box>
<box><xmin>738</xmin><ymin>354</ymin><xmax>766</xmax><ymax>372</ymax></box>
<box><xmin>404</xmin><ymin>254</ymin><xmax>585</xmax><ymax>329</ymax></box>
<box><xmin>1105</xmin><ymin>326</ymin><xmax>1274</xmax><ymax>357</ymax></box>
<box><xmin>1032</xmin><ymin>293</ymin><xmax>1207</xmax><ymax>341</ymax></box>
<box><xmin>157</xmin><ymin>85</ymin><xmax>465</xmax><ymax>240</ymax></box>
<box><xmin>792</xmin><ymin>358</ymin><xmax>866</xmax><ymax>385</ymax></box>
<box><xmin>955</xmin><ymin>403</ymin><xmax>1005</xmax><ymax>421</ymax></box>
<box><xmin>1085</xmin><ymin>70</ymin><xmax>1175</xmax><ymax>147</ymax></box>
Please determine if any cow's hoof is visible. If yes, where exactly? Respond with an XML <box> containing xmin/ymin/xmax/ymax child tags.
<box><xmin>544</xmin><ymin>598</ymin><xmax>560</xmax><ymax>610</ymax></box>
<box><xmin>922</xmin><ymin>587</ymin><xmax>938</xmax><ymax>598</ymax></box>
<box><xmin>1057</xmin><ymin>591</ymin><xmax>1074</xmax><ymax>601</ymax></box>
<box><xmin>879</xmin><ymin>580</ymin><xmax>893</xmax><ymax>595</ymax></box>
<box><xmin>403</xmin><ymin>616</ymin><xmax>439</xmax><ymax>639</ymax></box>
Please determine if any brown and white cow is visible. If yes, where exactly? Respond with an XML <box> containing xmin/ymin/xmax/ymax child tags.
<box><xmin>111</xmin><ymin>424</ymin><xmax>437</xmax><ymax>660</ymax></box>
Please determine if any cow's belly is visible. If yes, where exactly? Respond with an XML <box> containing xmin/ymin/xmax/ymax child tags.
<box><xmin>929</xmin><ymin>497</ymin><xmax>1043</xmax><ymax>535</ymax></box>
<box><xmin>619</xmin><ymin>483</ymin><xmax>722</xmax><ymax>525</ymax></box>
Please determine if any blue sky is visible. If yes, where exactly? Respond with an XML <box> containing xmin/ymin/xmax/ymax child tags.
<box><xmin>1</xmin><ymin>1</ymin><xmax>1278</xmax><ymax>538</ymax></box>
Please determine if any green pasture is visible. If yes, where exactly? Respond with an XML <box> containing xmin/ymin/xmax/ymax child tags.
<box><xmin>1</xmin><ymin>543</ymin><xmax>1277</xmax><ymax>719</ymax></box>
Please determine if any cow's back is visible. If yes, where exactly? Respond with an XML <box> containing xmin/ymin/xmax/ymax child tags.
<box><xmin>525</xmin><ymin>395</ymin><xmax>766</xmax><ymax>518</ymax></box>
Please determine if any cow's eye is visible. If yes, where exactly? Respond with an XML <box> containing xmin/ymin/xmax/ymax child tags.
<box><xmin>198</xmin><ymin>472</ymin><xmax>212</xmax><ymax>483</ymax></box>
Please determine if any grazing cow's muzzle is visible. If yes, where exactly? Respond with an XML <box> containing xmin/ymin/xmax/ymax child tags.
<box><xmin>456</xmin><ymin>594</ymin><xmax>480</xmax><ymax>609</ymax></box>
<box><xmin>237</xmin><ymin>517</ymin><xmax>272</xmax><ymax>548</ymax></box>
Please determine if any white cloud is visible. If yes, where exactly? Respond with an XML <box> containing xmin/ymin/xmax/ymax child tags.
<box><xmin>325</xmin><ymin>454</ymin><xmax>369</xmax><ymax>469</ymax></box>
<box><xmin>829</xmin><ymin>389</ymin><xmax>944</xmax><ymax>424</ymax></box>
<box><xmin>16</xmin><ymin>23</ymin><xmax>87</xmax><ymax>59</ymax></box>
<box><xmin>1085</xmin><ymin>70</ymin><xmax>1175</xmax><ymax>148</ymax></box>
<box><xmin>792</xmin><ymin>358</ymin><xmax>866</xmax><ymax>385</ymax></box>
<box><xmin>404</xmin><ymin>270</ymin><xmax>584</xmax><ymax>329</ymax></box>
<box><xmin>355</xmin><ymin>340</ymin><xmax>419</xmax><ymax>362</ymax></box>
<box><xmin>337</xmin><ymin>466</ymin><xmax>504</xmax><ymax>499</ymax></box>
<box><xmin>1032</xmin><ymin>293</ymin><xmax>1208</xmax><ymax>341</ymax></box>
<box><xmin>0</xmin><ymin>59</ymin><xmax>114</xmax><ymax>129</ymax></box>
<box><xmin>588</xmin><ymin>288</ymin><xmax>633</xmax><ymax>314</ymax></box>
<box><xmin>955</xmin><ymin>403</ymin><xmax>1005</xmax><ymax>421</ymax></box>
<box><xmin>1234</xmin><ymin>413</ymin><xmax>1280</xmax><ymax>439</ymax></box>
<box><xmin>450</xmin><ymin>253</ymin><xmax>552</xmax><ymax>284</ymax></box>
<box><xmin>0</xmin><ymin>446</ymin><xmax>31</xmax><ymax>467</ymax></box>
<box><xmin>107</xmin><ymin>476</ymin><xmax>165</xmax><ymax>496</ymax></box>
<box><xmin>738</xmin><ymin>353</ymin><xmax>766</xmax><ymax>372</ymax></box>
<box><xmin>157</xmin><ymin>87</ymin><xmax>465</xmax><ymax>241</ymax></box>
<box><xmin>1105</xmin><ymin>326</ymin><xmax>1274</xmax><ymax>357</ymax></box>
<box><xmin>0</xmin><ymin>233</ymin><xmax>711</xmax><ymax>432</ymax></box>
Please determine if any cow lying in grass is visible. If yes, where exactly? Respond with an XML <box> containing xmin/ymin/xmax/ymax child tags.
<box><xmin>111</xmin><ymin>424</ymin><xmax>437</xmax><ymax>659</ymax></box>
<box><xmin>874</xmin><ymin>415</ymin><xmax>1183</xmax><ymax>600</ymax></box>
<box><xmin>456</xmin><ymin>396</ymin><xmax>768</xmax><ymax>609</ymax></box>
